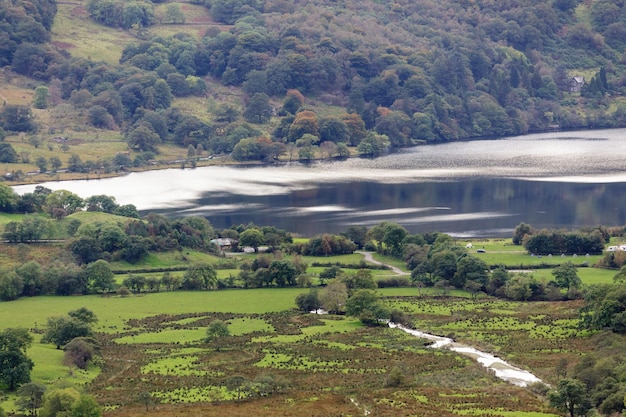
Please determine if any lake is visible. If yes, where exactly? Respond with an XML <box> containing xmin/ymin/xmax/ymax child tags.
<box><xmin>13</xmin><ymin>128</ymin><xmax>626</xmax><ymax>237</ymax></box>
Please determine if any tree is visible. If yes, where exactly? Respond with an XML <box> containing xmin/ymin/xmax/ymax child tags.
<box><xmin>42</xmin><ymin>316</ymin><xmax>91</xmax><ymax>349</ymax></box>
<box><xmin>0</xmin><ymin>271</ymin><xmax>24</xmax><ymax>301</ymax></box>
<box><xmin>45</xmin><ymin>190</ymin><xmax>84</xmax><ymax>218</ymax></box>
<box><xmin>63</xmin><ymin>337</ymin><xmax>96</xmax><ymax>370</ymax></box>
<box><xmin>341</xmin><ymin>113</ymin><xmax>367</xmax><ymax>146</ymax></box>
<box><xmin>295</xmin><ymin>289</ymin><xmax>320</xmax><ymax>312</ymax></box>
<box><xmin>215</xmin><ymin>103</ymin><xmax>239</xmax><ymax>123</ymax></box>
<box><xmin>452</xmin><ymin>255</ymin><xmax>489</xmax><ymax>289</ymax></box>
<box><xmin>88</xmin><ymin>105</ymin><xmax>115</xmax><ymax>129</ymax></box>
<box><xmin>85</xmin><ymin>260</ymin><xmax>115</xmax><ymax>293</ymax></box>
<box><xmin>386</xmin><ymin>366</ymin><xmax>408</xmax><ymax>388</ymax></box>
<box><xmin>0</xmin><ymin>328</ymin><xmax>34</xmax><ymax>391</ymax></box>
<box><xmin>85</xmin><ymin>195</ymin><xmax>118</xmax><ymax>213</ymax></box>
<box><xmin>343</xmin><ymin>269</ymin><xmax>377</xmax><ymax>294</ymax></box>
<box><xmin>70</xmin><ymin>395</ymin><xmax>101</xmax><ymax>417</ymax></box>
<box><xmin>0</xmin><ymin>105</ymin><xmax>37</xmax><ymax>132</ymax></box>
<box><xmin>320</xmin><ymin>281</ymin><xmax>348</xmax><ymax>314</ymax></box>
<box><xmin>240</xmin><ymin>228</ymin><xmax>264</xmax><ymax>253</ymax></box>
<box><xmin>0</xmin><ymin>183</ymin><xmax>19</xmax><ymax>213</ymax></box>
<box><xmin>123</xmin><ymin>275</ymin><xmax>146</xmax><ymax>293</ymax></box>
<box><xmin>49</xmin><ymin>156</ymin><xmax>62</xmax><ymax>172</ymax></box>
<box><xmin>513</xmin><ymin>222</ymin><xmax>532</xmax><ymax>245</ymax></box>
<box><xmin>243</xmin><ymin>93</ymin><xmax>272</xmax><ymax>124</ymax></box>
<box><xmin>0</xmin><ymin>142</ymin><xmax>18</xmax><ymax>163</ymax></box>
<box><xmin>33</xmin><ymin>86</ymin><xmax>49</xmax><ymax>109</ymax></box>
<box><xmin>164</xmin><ymin>4</ymin><xmax>185</xmax><ymax>23</ymax></box>
<box><xmin>127</xmin><ymin>125</ymin><xmax>160</xmax><ymax>153</ymax></box>
<box><xmin>552</xmin><ymin>261</ymin><xmax>581</xmax><ymax>291</ymax></box>
<box><xmin>549</xmin><ymin>378</ymin><xmax>592</xmax><ymax>417</ymax></box>
<box><xmin>36</xmin><ymin>156</ymin><xmax>48</xmax><ymax>173</ymax></box>
<box><xmin>226</xmin><ymin>375</ymin><xmax>248</xmax><ymax>401</ymax></box>
<box><xmin>183</xmin><ymin>263</ymin><xmax>217</xmax><ymax>290</ymax></box>
<box><xmin>69</xmin><ymin>236</ymin><xmax>102</xmax><ymax>265</ymax></box>
<box><xmin>282</xmin><ymin>89</ymin><xmax>304</xmax><ymax>114</ymax></box>
<box><xmin>138</xmin><ymin>392</ymin><xmax>152</xmax><ymax>412</ymax></box>
<box><xmin>28</xmin><ymin>136</ymin><xmax>41</xmax><ymax>150</ymax></box>
<box><xmin>16</xmin><ymin>261</ymin><xmax>45</xmax><ymax>297</ymax></box>
<box><xmin>121</xmin><ymin>235</ymin><xmax>149</xmax><ymax>263</ymax></box>
<box><xmin>40</xmin><ymin>388</ymin><xmax>80</xmax><ymax>417</ymax></box>
<box><xmin>382</xmin><ymin>222</ymin><xmax>408</xmax><ymax>256</ymax></box>
<box><xmin>268</xmin><ymin>260</ymin><xmax>297</xmax><ymax>287</ymax></box>
<box><xmin>464</xmin><ymin>280</ymin><xmax>483</xmax><ymax>299</ymax></box>
<box><xmin>16</xmin><ymin>382</ymin><xmax>46</xmax><ymax>416</ymax></box>
<box><xmin>68</xmin><ymin>307</ymin><xmax>98</xmax><ymax>325</ymax></box>
<box><xmin>504</xmin><ymin>274</ymin><xmax>534</xmax><ymax>301</ymax></box>
<box><xmin>345</xmin><ymin>289</ymin><xmax>389</xmax><ymax>326</ymax></box>
<box><xmin>205</xmin><ymin>319</ymin><xmax>230</xmax><ymax>350</ymax></box>
<box><xmin>288</xmin><ymin>110</ymin><xmax>319</xmax><ymax>141</ymax></box>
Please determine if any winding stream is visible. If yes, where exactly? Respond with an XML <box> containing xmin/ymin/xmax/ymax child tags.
<box><xmin>387</xmin><ymin>323</ymin><xmax>542</xmax><ymax>387</ymax></box>
<box><xmin>316</xmin><ymin>251</ymin><xmax>543</xmax><ymax>388</ymax></box>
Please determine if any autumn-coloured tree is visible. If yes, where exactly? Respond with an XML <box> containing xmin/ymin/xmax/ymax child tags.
<box><xmin>340</xmin><ymin>113</ymin><xmax>367</xmax><ymax>145</ymax></box>
<box><xmin>287</xmin><ymin>110</ymin><xmax>319</xmax><ymax>141</ymax></box>
<box><xmin>282</xmin><ymin>89</ymin><xmax>305</xmax><ymax>114</ymax></box>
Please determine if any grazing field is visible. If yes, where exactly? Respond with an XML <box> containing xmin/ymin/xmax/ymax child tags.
<box><xmin>0</xmin><ymin>237</ymin><xmax>623</xmax><ymax>416</ymax></box>
<box><xmin>2</xmin><ymin>289</ymin><xmax>574</xmax><ymax>416</ymax></box>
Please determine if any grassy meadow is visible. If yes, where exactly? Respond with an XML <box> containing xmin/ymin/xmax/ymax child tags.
<box><xmin>1</xmin><ymin>235</ymin><xmax>623</xmax><ymax>416</ymax></box>
<box><xmin>0</xmin><ymin>287</ymin><xmax>579</xmax><ymax>417</ymax></box>
<box><xmin>0</xmin><ymin>205</ymin><xmax>621</xmax><ymax>416</ymax></box>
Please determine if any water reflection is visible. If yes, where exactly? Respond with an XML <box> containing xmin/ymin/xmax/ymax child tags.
<box><xmin>12</xmin><ymin>128</ymin><xmax>626</xmax><ymax>237</ymax></box>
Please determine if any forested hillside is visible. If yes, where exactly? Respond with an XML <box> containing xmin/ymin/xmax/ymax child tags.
<box><xmin>1</xmin><ymin>0</ymin><xmax>626</xmax><ymax>171</ymax></box>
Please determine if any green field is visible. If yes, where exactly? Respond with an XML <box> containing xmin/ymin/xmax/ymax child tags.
<box><xmin>0</xmin><ymin>288</ymin><xmax>579</xmax><ymax>416</ymax></box>
<box><xmin>0</xmin><ymin>235</ymin><xmax>623</xmax><ymax>416</ymax></box>
<box><xmin>0</xmin><ymin>289</ymin><xmax>307</xmax><ymax>332</ymax></box>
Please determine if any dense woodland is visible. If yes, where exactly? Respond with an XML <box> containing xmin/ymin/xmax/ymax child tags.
<box><xmin>2</xmin><ymin>0</ymin><xmax>626</xmax><ymax>166</ymax></box>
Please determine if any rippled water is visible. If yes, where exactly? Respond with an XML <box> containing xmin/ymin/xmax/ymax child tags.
<box><xmin>13</xmin><ymin>128</ymin><xmax>626</xmax><ymax>236</ymax></box>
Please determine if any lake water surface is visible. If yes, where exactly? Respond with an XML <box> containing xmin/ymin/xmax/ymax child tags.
<box><xmin>13</xmin><ymin>128</ymin><xmax>626</xmax><ymax>237</ymax></box>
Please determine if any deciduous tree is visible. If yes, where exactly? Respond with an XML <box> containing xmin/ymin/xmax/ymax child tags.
<box><xmin>552</xmin><ymin>261</ymin><xmax>581</xmax><ymax>291</ymax></box>
<box><xmin>205</xmin><ymin>319</ymin><xmax>230</xmax><ymax>350</ymax></box>
<box><xmin>0</xmin><ymin>328</ymin><xmax>34</xmax><ymax>391</ymax></box>
<box><xmin>85</xmin><ymin>260</ymin><xmax>115</xmax><ymax>293</ymax></box>
<box><xmin>183</xmin><ymin>263</ymin><xmax>217</xmax><ymax>290</ymax></box>
<box><xmin>42</xmin><ymin>316</ymin><xmax>91</xmax><ymax>349</ymax></box>
<box><xmin>240</xmin><ymin>228</ymin><xmax>264</xmax><ymax>253</ymax></box>
<box><xmin>549</xmin><ymin>378</ymin><xmax>591</xmax><ymax>417</ymax></box>
<box><xmin>320</xmin><ymin>281</ymin><xmax>348</xmax><ymax>314</ymax></box>
<box><xmin>243</xmin><ymin>93</ymin><xmax>272</xmax><ymax>124</ymax></box>
<box><xmin>16</xmin><ymin>382</ymin><xmax>46</xmax><ymax>416</ymax></box>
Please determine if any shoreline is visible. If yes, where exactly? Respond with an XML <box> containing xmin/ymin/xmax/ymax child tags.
<box><xmin>8</xmin><ymin>126</ymin><xmax>624</xmax><ymax>186</ymax></box>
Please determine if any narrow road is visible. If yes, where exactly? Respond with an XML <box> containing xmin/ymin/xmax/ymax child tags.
<box><xmin>357</xmin><ymin>251</ymin><xmax>410</xmax><ymax>276</ymax></box>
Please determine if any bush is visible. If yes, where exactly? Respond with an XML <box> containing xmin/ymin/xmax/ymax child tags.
<box><xmin>377</xmin><ymin>277</ymin><xmax>410</xmax><ymax>288</ymax></box>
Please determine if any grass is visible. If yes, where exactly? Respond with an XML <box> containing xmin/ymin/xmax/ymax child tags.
<box><xmin>0</xmin><ymin>238</ymin><xmax>622</xmax><ymax>416</ymax></box>
<box><xmin>370</xmin><ymin>252</ymin><xmax>409</xmax><ymax>272</ymax></box>
<box><xmin>51</xmin><ymin>0</ymin><xmax>134</xmax><ymax>64</ymax></box>
<box><xmin>0</xmin><ymin>286</ymin><xmax>600</xmax><ymax>416</ymax></box>
<box><xmin>0</xmin><ymin>213</ymin><xmax>26</xmax><ymax>225</ymax></box>
<box><xmin>109</xmin><ymin>250</ymin><xmax>224</xmax><ymax>271</ymax></box>
<box><xmin>529</xmin><ymin>266</ymin><xmax>616</xmax><ymax>285</ymax></box>
<box><xmin>115</xmin><ymin>328</ymin><xmax>207</xmax><ymax>344</ymax></box>
<box><xmin>228</xmin><ymin>317</ymin><xmax>274</xmax><ymax>335</ymax></box>
<box><xmin>0</xmin><ymin>288</ymin><xmax>307</xmax><ymax>331</ymax></box>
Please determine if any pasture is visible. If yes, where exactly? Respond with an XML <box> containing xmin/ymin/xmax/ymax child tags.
<box><xmin>0</xmin><ymin>237</ymin><xmax>622</xmax><ymax>416</ymax></box>
<box><xmin>0</xmin><ymin>284</ymin><xmax>597</xmax><ymax>416</ymax></box>
<box><xmin>3</xmin><ymin>289</ymin><xmax>573</xmax><ymax>416</ymax></box>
